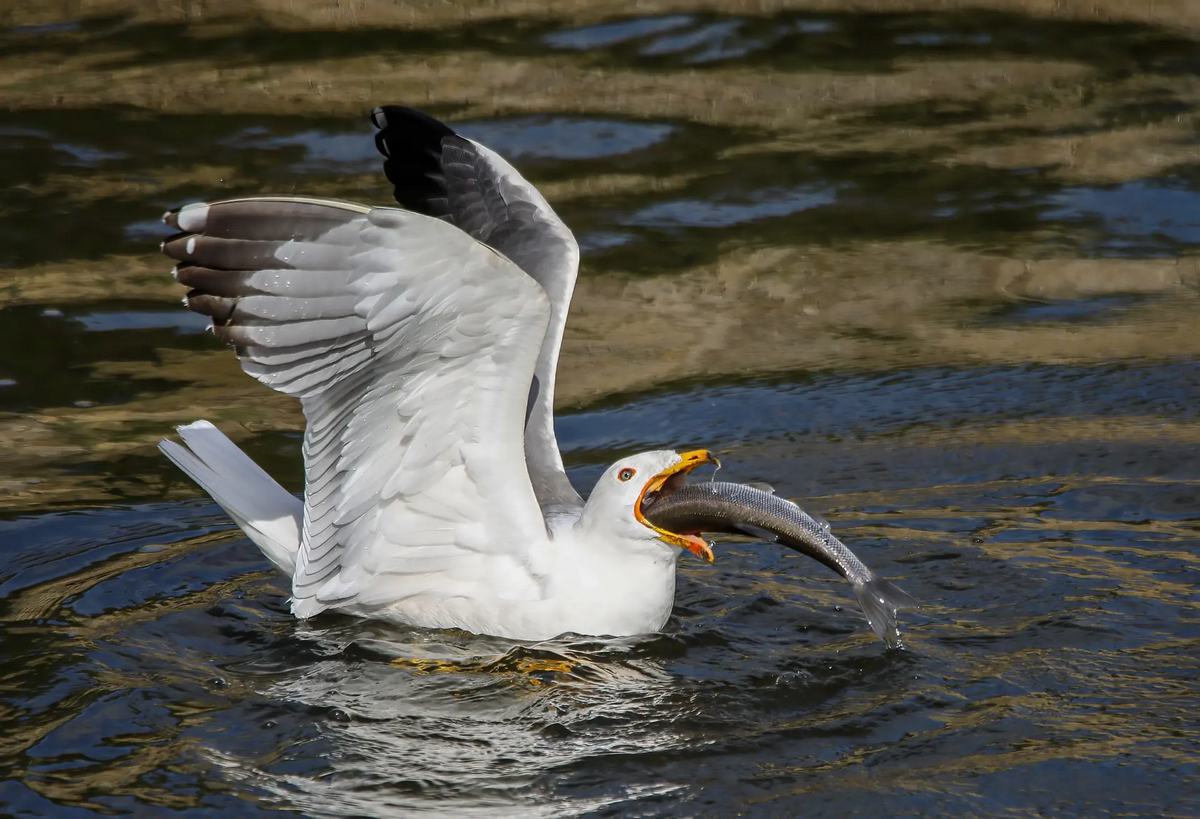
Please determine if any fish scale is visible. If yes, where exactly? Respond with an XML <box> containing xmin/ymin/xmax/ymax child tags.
<box><xmin>643</xmin><ymin>481</ymin><xmax>917</xmax><ymax>648</ymax></box>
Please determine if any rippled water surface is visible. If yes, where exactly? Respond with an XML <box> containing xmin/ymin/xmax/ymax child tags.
<box><xmin>2</xmin><ymin>2</ymin><xmax>1199</xmax><ymax>816</ymax></box>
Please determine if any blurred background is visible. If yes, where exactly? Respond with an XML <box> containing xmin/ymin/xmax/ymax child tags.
<box><xmin>0</xmin><ymin>1</ymin><xmax>1197</xmax><ymax>816</ymax></box>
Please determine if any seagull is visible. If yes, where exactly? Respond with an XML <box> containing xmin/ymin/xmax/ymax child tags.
<box><xmin>159</xmin><ymin>105</ymin><xmax>718</xmax><ymax>641</ymax></box>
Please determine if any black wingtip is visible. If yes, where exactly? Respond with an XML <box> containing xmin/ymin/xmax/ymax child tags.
<box><xmin>370</xmin><ymin>105</ymin><xmax>457</xmax><ymax>139</ymax></box>
<box><xmin>370</xmin><ymin>105</ymin><xmax>458</xmax><ymax>219</ymax></box>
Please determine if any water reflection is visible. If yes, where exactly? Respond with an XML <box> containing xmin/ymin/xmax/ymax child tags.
<box><xmin>544</xmin><ymin>16</ymin><xmax>696</xmax><ymax>51</ymax></box>
<box><xmin>1048</xmin><ymin>180</ymin><xmax>1200</xmax><ymax>253</ymax></box>
<box><xmin>628</xmin><ymin>184</ymin><xmax>841</xmax><ymax>229</ymax></box>
<box><xmin>73</xmin><ymin>310</ymin><xmax>210</xmax><ymax>334</ymax></box>
<box><xmin>224</xmin><ymin>127</ymin><xmax>386</xmax><ymax>174</ymax></box>
<box><xmin>459</xmin><ymin>118</ymin><xmax>675</xmax><ymax>161</ymax></box>
<box><xmin>1</xmin><ymin>0</ymin><xmax>1199</xmax><ymax>816</ymax></box>
<box><xmin>241</xmin><ymin>631</ymin><xmax>687</xmax><ymax>817</ymax></box>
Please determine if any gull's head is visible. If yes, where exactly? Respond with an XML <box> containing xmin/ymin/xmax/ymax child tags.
<box><xmin>581</xmin><ymin>449</ymin><xmax>717</xmax><ymax>561</ymax></box>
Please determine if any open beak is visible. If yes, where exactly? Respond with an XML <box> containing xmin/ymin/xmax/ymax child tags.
<box><xmin>635</xmin><ymin>450</ymin><xmax>719</xmax><ymax>562</ymax></box>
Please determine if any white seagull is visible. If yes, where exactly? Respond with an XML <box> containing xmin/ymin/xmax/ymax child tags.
<box><xmin>160</xmin><ymin>105</ymin><xmax>717</xmax><ymax>641</ymax></box>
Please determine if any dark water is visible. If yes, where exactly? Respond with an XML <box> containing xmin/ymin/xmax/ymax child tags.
<box><xmin>2</xmin><ymin>5</ymin><xmax>1199</xmax><ymax>817</ymax></box>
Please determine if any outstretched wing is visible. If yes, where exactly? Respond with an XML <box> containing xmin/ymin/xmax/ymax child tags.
<box><xmin>164</xmin><ymin>197</ymin><xmax>553</xmax><ymax>618</ymax></box>
<box><xmin>371</xmin><ymin>106</ymin><xmax>582</xmax><ymax>515</ymax></box>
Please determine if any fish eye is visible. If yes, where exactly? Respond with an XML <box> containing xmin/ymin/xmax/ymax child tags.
<box><xmin>618</xmin><ymin>467</ymin><xmax>636</xmax><ymax>482</ymax></box>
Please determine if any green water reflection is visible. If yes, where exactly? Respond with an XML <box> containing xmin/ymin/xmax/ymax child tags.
<box><xmin>0</xmin><ymin>1</ymin><xmax>1198</xmax><ymax>816</ymax></box>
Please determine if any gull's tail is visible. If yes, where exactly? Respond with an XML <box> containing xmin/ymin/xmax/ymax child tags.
<box><xmin>159</xmin><ymin>420</ymin><xmax>302</xmax><ymax>576</ymax></box>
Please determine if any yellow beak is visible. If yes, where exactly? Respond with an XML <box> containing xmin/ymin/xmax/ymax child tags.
<box><xmin>634</xmin><ymin>450</ymin><xmax>719</xmax><ymax>562</ymax></box>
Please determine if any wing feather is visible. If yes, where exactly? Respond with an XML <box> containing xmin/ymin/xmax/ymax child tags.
<box><xmin>371</xmin><ymin>106</ymin><xmax>582</xmax><ymax>515</ymax></box>
<box><xmin>168</xmin><ymin>196</ymin><xmax>553</xmax><ymax>619</ymax></box>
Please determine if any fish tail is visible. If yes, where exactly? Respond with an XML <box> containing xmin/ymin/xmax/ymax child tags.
<box><xmin>851</xmin><ymin>577</ymin><xmax>919</xmax><ymax>650</ymax></box>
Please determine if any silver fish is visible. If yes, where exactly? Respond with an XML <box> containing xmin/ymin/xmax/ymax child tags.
<box><xmin>642</xmin><ymin>480</ymin><xmax>917</xmax><ymax>648</ymax></box>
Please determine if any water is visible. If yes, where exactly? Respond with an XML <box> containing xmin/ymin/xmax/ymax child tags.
<box><xmin>2</xmin><ymin>3</ymin><xmax>1199</xmax><ymax>816</ymax></box>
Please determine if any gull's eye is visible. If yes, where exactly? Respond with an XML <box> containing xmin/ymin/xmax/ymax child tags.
<box><xmin>618</xmin><ymin>467</ymin><xmax>636</xmax><ymax>482</ymax></box>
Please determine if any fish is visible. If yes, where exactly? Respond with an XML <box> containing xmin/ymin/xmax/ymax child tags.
<box><xmin>641</xmin><ymin>480</ymin><xmax>918</xmax><ymax>648</ymax></box>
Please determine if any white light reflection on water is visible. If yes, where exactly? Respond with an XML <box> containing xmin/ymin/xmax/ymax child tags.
<box><xmin>220</xmin><ymin>627</ymin><xmax>691</xmax><ymax>817</ymax></box>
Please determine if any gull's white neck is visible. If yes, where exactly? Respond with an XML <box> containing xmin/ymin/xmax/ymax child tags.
<box><xmin>537</xmin><ymin>516</ymin><xmax>680</xmax><ymax>638</ymax></box>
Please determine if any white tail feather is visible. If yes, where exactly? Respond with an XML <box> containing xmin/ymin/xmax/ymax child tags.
<box><xmin>159</xmin><ymin>420</ymin><xmax>302</xmax><ymax>576</ymax></box>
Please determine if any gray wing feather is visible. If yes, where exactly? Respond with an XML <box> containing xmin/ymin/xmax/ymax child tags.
<box><xmin>372</xmin><ymin>106</ymin><xmax>583</xmax><ymax>515</ymax></box>
<box><xmin>166</xmin><ymin>196</ymin><xmax>553</xmax><ymax>617</ymax></box>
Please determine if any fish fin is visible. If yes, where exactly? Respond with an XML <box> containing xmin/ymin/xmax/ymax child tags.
<box><xmin>808</xmin><ymin>511</ymin><xmax>831</xmax><ymax>532</ymax></box>
<box><xmin>735</xmin><ymin>523</ymin><xmax>779</xmax><ymax>543</ymax></box>
<box><xmin>851</xmin><ymin>577</ymin><xmax>919</xmax><ymax>650</ymax></box>
<box><xmin>744</xmin><ymin>481</ymin><xmax>775</xmax><ymax>494</ymax></box>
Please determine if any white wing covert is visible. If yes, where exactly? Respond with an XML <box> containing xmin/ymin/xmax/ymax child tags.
<box><xmin>164</xmin><ymin>197</ymin><xmax>553</xmax><ymax>618</ymax></box>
